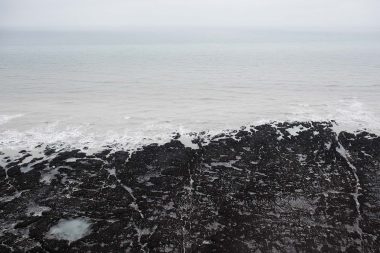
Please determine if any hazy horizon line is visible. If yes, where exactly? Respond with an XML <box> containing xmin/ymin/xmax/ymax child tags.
<box><xmin>1</xmin><ymin>25</ymin><xmax>380</xmax><ymax>33</ymax></box>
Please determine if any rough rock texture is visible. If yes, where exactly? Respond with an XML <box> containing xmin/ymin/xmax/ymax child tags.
<box><xmin>0</xmin><ymin>122</ymin><xmax>379</xmax><ymax>252</ymax></box>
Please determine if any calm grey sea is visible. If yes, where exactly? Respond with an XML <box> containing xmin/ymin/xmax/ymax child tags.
<box><xmin>1</xmin><ymin>29</ymin><xmax>380</xmax><ymax>149</ymax></box>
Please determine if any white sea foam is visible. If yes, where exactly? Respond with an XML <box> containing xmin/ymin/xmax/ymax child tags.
<box><xmin>286</xmin><ymin>125</ymin><xmax>309</xmax><ymax>137</ymax></box>
<box><xmin>285</xmin><ymin>99</ymin><xmax>380</xmax><ymax>134</ymax></box>
<box><xmin>0</xmin><ymin>114</ymin><xmax>23</xmax><ymax>126</ymax></box>
<box><xmin>26</xmin><ymin>204</ymin><xmax>51</xmax><ymax>217</ymax></box>
<box><xmin>0</xmin><ymin>98</ymin><xmax>379</xmax><ymax>154</ymax></box>
<box><xmin>46</xmin><ymin>218</ymin><xmax>92</xmax><ymax>243</ymax></box>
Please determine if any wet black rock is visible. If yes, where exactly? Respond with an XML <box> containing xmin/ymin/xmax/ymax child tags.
<box><xmin>0</xmin><ymin>121</ymin><xmax>379</xmax><ymax>252</ymax></box>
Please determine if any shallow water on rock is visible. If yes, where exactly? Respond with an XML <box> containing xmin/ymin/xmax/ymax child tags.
<box><xmin>0</xmin><ymin>121</ymin><xmax>379</xmax><ymax>252</ymax></box>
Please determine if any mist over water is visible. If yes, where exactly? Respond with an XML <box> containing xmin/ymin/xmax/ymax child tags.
<box><xmin>1</xmin><ymin>29</ymin><xmax>380</xmax><ymax>149</ymax></box>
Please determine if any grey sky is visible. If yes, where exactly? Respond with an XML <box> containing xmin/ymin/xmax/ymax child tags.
<box><xmin>0</xmin><ymin>0</ymin><xmax>379</xmax><ymax>29</ymax></box>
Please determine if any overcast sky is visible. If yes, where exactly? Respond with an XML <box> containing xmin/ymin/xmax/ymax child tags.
<box><xmin>0</xmin><ymin>0</ymin><xmax>379</xmax><ymax>30</ymax></box>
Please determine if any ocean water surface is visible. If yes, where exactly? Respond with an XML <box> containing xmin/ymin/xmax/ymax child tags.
<box><xmin>0</xmin><ymin>28</ymin><xmax>380</xmax><ymax>150</ymax></box>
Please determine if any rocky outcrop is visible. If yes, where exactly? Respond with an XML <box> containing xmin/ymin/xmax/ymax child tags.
<box><xmin>0</xmin><ymin>122</ymin><xmax>379</xmax><ymax>252</ymax></box>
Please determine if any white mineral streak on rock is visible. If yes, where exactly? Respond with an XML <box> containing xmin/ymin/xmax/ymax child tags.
<box><xmin>336</xmin><ymin>141</ymin><xmax>363</xmax><ymax>247</ymax></box>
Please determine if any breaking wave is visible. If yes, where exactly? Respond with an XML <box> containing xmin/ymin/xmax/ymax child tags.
<box><xmin>0</xmin><ymin>98</ymin><xmax>379</xmax><ymax>152</ymax></box>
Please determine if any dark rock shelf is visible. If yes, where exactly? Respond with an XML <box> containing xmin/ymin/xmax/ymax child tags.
<box><xmin>0</xmin><ymin>121</ymin><xmax>379</xmax><ymax>252</ymax></box>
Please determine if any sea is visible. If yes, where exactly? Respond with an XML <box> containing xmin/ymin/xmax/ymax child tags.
<box><xmin>1</xmin><ymin>28</ymin><xmax>380</xmax><ymax>151</ymax></box>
